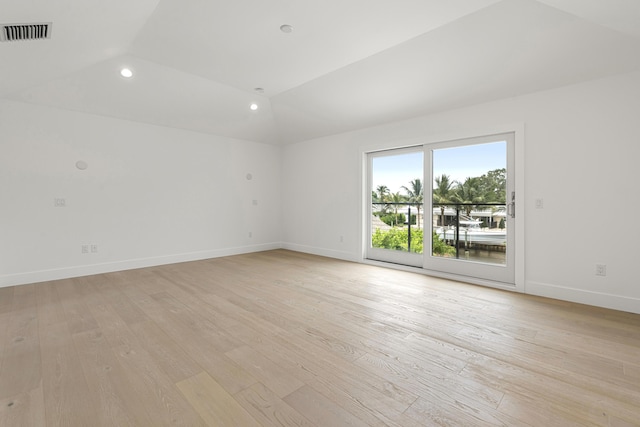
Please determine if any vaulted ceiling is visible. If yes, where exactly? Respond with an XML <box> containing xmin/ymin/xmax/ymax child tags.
<box><xmin>2</xmin><ymin>0</ymin><xmax>640</xmax><ymax>144</ymax></box>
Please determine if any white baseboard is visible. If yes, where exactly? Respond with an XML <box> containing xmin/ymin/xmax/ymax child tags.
<box><xmin>0</xmin><ymin>242</ymin><xmax>282</xmax><ymax>288</ymax></box>
<box><xmin>526</xmin><ymin>280</ymin><xmax>640</xmax><ymax>314</ymax></box>
<box><xmin>5</xmin><ymin>243</ymin><xmax>638</xmax><ymax>315</ymax></box>
<box><xmin>283</xmin><ymin>244</ymin><xmax>640</xmax><ymax>315</ymax></box>
<box><xmin>281</xmin><ymin>243</ymin><xmax>361</xmax><ymax>263</ymax></box>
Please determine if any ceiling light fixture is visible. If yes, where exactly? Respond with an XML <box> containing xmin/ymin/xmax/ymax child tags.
<box><xmin>280</xmin><ymin>24</ymin><xmax>293</xmax><ymax>34</ymax></box>
<box><xmin>254</xmin><ymin>87</ymin><xmax>264</xmax><ymax>94</ymax></box>
<box><xmin>250</xmin><ymin>103</ymin><xmax>258</xmax><ymax>111</ymax></box>
<box><xmin>120</xmin><ymin>68</ymin><xmax>133</xmax><ymax>78</ymax></box>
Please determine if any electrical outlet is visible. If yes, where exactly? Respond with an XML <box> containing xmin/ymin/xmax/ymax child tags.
<box><xmin>91</xmin><ymin>244</ymin><xmax>98</xmax><ymax>253</ymax></box>
<box><xmin>535</xmin><ymin>198</ymin><xmax>544</xmax><ymax>209</ymax></box>
<box><xmin>248</xmin><ymin>231</ymin><xmax>252</xmax><ymax>238</ymax></box>
<box><xmin>81</xmin><ymin>245</ymin><xmax>89</xmax><ymax>254</ymax></box>
<box><xmin>595</xmin><ymin>264</ymin><xmax>607</xmax><ymax>276</ymax></box>
<box><xmin>340</xmin><ymin>235</ymin><xmax>344</xmax><ymax>243</ymax></box>
<box><xmin>54</xmin><ymin>198</ymin><xmax>66</xmax><ymax>207</ymax></box>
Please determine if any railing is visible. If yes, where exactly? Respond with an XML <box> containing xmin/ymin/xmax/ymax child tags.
<box><xmin>371</xmin><ymin>202</ymin><xmax>422</xmax><ymax>252</ymax></box>
<box><xmin>372</xmin><ymin>202</ymin><xmax>506</xmax><ymax>259</ymax></box>
<box><xmin>432</xmin><ymin>203</ymin><xmax>506</xmax><ymax>259</ymax></box>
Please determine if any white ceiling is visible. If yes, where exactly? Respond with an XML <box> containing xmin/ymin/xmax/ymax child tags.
<box><xmin>2</xmin><ymin>0</ymin><xmax>640</xmax><ymax>144</ymax></box>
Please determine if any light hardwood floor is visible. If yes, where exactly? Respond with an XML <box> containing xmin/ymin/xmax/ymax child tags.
<box><xmin>1</xmin><ymin>249</ymin><xmax>639</xmax><ymax>426</ymax></box>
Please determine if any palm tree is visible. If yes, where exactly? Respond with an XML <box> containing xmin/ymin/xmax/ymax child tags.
<box><xmin>402</xmin><ymin>178</ymin><xmax>423</xmax><ymax>228</ymax></box>
<box><xmin>374</xmin><ymin>185</ymin><xmax>390</xmax><ymax>214</ymax></box>
<box><xmin>389</xmin><ymin>192</ymin><xmax>406</xmax><ymax>226</ymax></box>
<box><xmin>433</xmin><ymin>174</ymin><xmax>455</xmax><ymax>227</ymax></box>
<box><xmin>452</xmin><ymin>177</ymin><xmax>484</xmax><ymax>216</ymax></box>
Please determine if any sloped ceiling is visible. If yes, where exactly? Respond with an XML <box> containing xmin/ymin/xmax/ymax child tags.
<box><xmin>2</xmin><ymin>0</ymin><xmax>640</xmax><ymax>145</ymax></box>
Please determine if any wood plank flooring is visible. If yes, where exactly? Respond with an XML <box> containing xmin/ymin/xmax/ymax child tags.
<box><xmin>0</xmin><ymin>249</ymin><xmax>639</xmax><ymax>426</ymax></box>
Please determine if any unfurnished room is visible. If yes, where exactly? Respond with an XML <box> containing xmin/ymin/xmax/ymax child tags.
<box><xmin>1</xmin><ymin>0</ymin><xmax>639</xmax><ymax>426</ymax></box>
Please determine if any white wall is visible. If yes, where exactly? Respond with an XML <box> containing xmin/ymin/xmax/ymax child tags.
<box><xmin>0</xmin><ymin>100</ymin><xmax>282</xmax><ymax>286</ymax></box>
<box><xmin>282</xmin><ymin>71</ymin><xmax>640</xmax><ymax>314</ymax></box>
<box><xmin>3</xmin><ymin>71</ymin><xmax>639</xmax><ymax>314</ymax></box>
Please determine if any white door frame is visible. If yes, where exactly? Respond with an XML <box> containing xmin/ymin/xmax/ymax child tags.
<box><xmin>360</xmin><ymin>123</ymin><xmax>525</xmax><ymax>293</ymax></box>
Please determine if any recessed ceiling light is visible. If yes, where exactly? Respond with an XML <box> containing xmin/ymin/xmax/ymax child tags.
<box><xmin>120</xmin><ymin>68</ymin><xmax>133</xmax><ymax>78</ymax></box>
<box><xmin>250</xmin><ymin>103</ymin><xmax>258</xmax><ymax>111</ymax></box>
<box><xmin>280</xmin><ymin>24</ymin><xmax>293</xmax><ymax>33</ymax></box>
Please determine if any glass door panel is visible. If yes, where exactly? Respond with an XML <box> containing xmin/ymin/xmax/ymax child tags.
<box><xmin>426</xmin><ymin>133</ymin><xmax>515</xmax><ymax>284</ymax></box>
<box><xmin>367</xmin><ymin>148</ymin><xmax>423</xmax><ymax>267</ymax></box>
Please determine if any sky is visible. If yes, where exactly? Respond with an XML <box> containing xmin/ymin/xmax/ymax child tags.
<box><xmin>372</xmin><ymin>141</ymin><xmax>505</xmax><ymax>194</ymax></box>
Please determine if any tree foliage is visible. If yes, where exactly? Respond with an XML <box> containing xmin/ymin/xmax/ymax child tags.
<box><xmin>373</xmin><ymin>168</ymin><xmax>505</xmax><ymax>234</ymax></box>
<box><xmin>433</xmin><ymin>174</ymin><xmax>456</xmax><ymax>226</ymax></box>
<box><xmin>439</xmin><ymin>168</ymin><xmax>506</xmax><ymax>215</ymax></box>
<box><xmin>432</xmin><ymin>232</ymin><xmax>457</xmax><ymax>256</ymax></box>
<box><xmin>371</xmin><ymin>228</ymin><xmax>423</xmax><ymax>253</ymax></box>
<box><xmin>371</xmin><ymin>228</ymin><xmax>456</xmax><ymax>256</ymax></box>
<box><xmin>380</xmin><ymin>213</ymin><xmax>406</xmax><ymax>227</ymax></box>
<box><xmin>476</xmin><ymin>168</ymin><xmax>506</xmax><ymax>203</ymax></box>
<box><xmin>451</xmin><ymin>177</ymin><xmax>485</xmax><ymax>215</ymax></box>
<box><xmin>401</xmin><ymin>178</ymin><xmax>424</xmax><ymax>228</ymax></box>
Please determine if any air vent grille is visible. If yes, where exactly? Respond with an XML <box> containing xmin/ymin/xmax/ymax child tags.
<box><xmin>1</xmin><ymin>23</ymin><xmax>52</xmax><ymax>42</ymax></box>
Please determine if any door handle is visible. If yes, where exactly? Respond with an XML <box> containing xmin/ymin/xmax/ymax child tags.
<box><xmin>507</xmin><ymin>191</ymin><xmax>515</xmax><ymax>218</ymax></box>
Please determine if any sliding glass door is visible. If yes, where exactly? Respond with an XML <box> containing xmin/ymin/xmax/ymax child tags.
<box><xmin>366</xmin><ymin>132</ymin><xmax>516</xmax><ymax>285</ymax></box>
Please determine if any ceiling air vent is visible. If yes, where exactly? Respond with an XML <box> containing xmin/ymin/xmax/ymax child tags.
<box><xmin>1</xmin><ymin>22</ymin><xmax>52</xmax><ymax>42</ymax></box>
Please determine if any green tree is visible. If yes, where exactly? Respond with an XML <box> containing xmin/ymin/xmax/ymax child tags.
<box><xmin>388</xmin><ymin>192</ymin><xmax>406</xmax><ymax>226</ymax></box>
<box><xmin>374</xmin><ymin>185</ymin><xmax>390</xmax><ymax>214</ymax></box>
<box><xmin>380</xmin><ymin>213</ymin><xmax>406</xmax><ymax>227</ymax></box>
<box><xmin>371</xmin><ymin>228</ymin><xmax>455</xmax><ymax>256</ymax></box>
<box><xmin>432</xmin><ymin>232</ymin><xmax>456</xmax><ymax>257</ymax></box>
<box><xmin>402</xmin><ymin>179</ymin><xmax>423</xmax><ymax>228</ymax></box>
<box><xmin>433</xmin><ymin>174</ymin><xmax>456</xmax><ymax>227</ymax></box>
<box><xmin>476</xmin><ymin>168</ymin><xmax>506</xmax><ymax>203</ymax></box>
<box><xmin>452</xmin><ymin>177</ymin><xmax>485</xmax><ymax>216</ymax></box>
<box><xmin>476</xmin><ymin>168</ymin><xmax>506</xmax><ymax>227</ymax></box>
<box><xmin>371</xmin><ymin>228</ymin><xmax>423</xmax><ymax>253</ymax></box>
